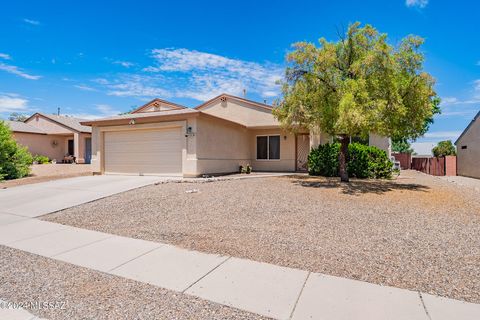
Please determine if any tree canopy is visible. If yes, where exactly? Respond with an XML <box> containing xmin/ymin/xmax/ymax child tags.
<box><xmin>274</xmin><ymin>22</ymin><xmax>440</xmax><ymax>181</ymax></box>
<box><xmin>392</xmin><ymin>139</ymin><xmax>414</xmax><ymax>154</ymax></box>
<box><xmin>8</xmin><ymin>112</ymin><xmax>28</xmax><ymax>122</ymax></box>
<box><xmin>432</xmin><ymin>140</ymin><xmax>456</xmax><ymax>157</ymax></box>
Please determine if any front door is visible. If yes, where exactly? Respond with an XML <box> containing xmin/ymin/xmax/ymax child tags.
<box><xmin>296</xmin><ymin>134</ymin><xmax>310</xmax><ymax>171</ymax></box>
<box><xmin>85</xmin><ymin>138</ymin><xmax>92</xmax><ymax>164</ymax></box>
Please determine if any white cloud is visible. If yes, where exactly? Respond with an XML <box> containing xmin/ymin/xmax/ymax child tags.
<box><xmin>423</xmin><ymin>131</ymin><xmax>462</xmax><ymax>139</ymax></box>
<box><xmin>92</xmin><ymin>48</ymin><xmax>282</xmax><ymax>102</ymax></box>
<box><xmin>0</xmin><ymin>94</ymin><xmax>29</xmax><ymax>112</ymax></box>
<box><xmin>102</xmin><ymin>75</ymin><xmax>172</xmax><ymax>98</ymax></box>
<box><xmin>67</xmin><ymin>104</ymin><xmax>121</xmax><ymax>120</ymax></box>
<box><xmin>143</xmin><ymin>48</ymin><xmax>282</xmax><ymax>101</ymax></box>
<box><xmin>411</xmin><ymin>142</ymin><xmax>436</xmax><ymax>156</ymax></box>
<box><xmin>0</xmin><ymin>62</ymin><xmax>41</xmax><ymax>80</ymax></box>
<box><xmin>74</xmin><ymin>84</ymin><xmax>97</xmax><ymax>91</ymax></box>
<box><xmin>406</xmin><ymin>0</ymin><xmax>428</xmax><ymax>8</ymax></box>
<box><xmin>113</xmin><ymin>60</ymin><xmax>135</xmax><ymax>68</ymax></box>
<box><xmin>23</xmin><ymin>18</ymin><xmax>40</xmax><ymax>25</ymax></box>
<box><xmin>0</xmin><ymin>53</ymin><xmax>11</xmax><ymax>60</ymax></box>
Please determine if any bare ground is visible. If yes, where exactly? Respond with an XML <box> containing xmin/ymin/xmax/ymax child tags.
<box><xmin>43</xmin><ymin>170</ymin><xmax>480</xmax><ymax>303</ymax></box>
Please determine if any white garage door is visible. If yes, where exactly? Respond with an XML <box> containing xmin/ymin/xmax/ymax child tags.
<box><xmin>104</xmin><ymin>128</ymin><xmax>183</xmax><ymax>176</ymax></box>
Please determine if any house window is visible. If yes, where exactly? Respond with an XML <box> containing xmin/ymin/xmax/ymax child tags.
<box><xmin>256</xmin><ymin>135</ymin><xmax>280</xmax><ymax>160</ymax></box>
<box><xmin>461</xmin><ymin>145</ymin><xmax>467</xmax><ymax>149</ymax></box>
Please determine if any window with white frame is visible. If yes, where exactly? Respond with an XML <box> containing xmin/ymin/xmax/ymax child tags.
<box><xmin>256</xmin><ymin>135</ymin><xmax>280</xmax><ymax>160</ymax></box>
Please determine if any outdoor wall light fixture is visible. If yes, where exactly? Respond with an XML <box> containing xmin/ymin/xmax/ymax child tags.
<box><xmin>284</xmin><ymin>135</ymin><xmax>287</xmax><ymax>140</ymax></box>
<box><xmin>129</xmin><ymin>119</ymin><xmax>136</xmax><ymax>125</ymax></box>
<box><xmin>185</xmin><ymin>126</ymin><xmax>195</xmax><ymax>137</ymax></box>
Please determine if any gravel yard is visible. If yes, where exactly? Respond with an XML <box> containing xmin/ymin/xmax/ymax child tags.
<box><xmin>44</xmin><ymin>170</ymin><xmax>480</xmax><ymax>304</ymax></box>
<box><xmin>0</xmin><ymin>246</ymin><xmax>267</xmax><ymax>320</ymax></box>
<box><xmin>0</xmin><ymin>164</ymin><xmax>91</xmax><ymax>188</ymax></box>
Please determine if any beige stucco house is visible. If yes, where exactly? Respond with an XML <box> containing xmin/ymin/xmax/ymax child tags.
<box><xmin>455</xmin><ymin>110</ymin><xmax>480</xmax><ymax>179</ymax></box>
<box><xmin>6</xmin><ymin>113</ymin><xmax>92</xmax><ymax>164</ymax></box>
<box><xmin>82</xmin><ymin>94</ymin><xmax>391</xmax><ymax>177</ymax></box>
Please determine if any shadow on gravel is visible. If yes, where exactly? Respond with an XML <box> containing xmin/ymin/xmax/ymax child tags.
<box><xmin>290</xmin><ymin>176</ymin><xmax>430</xmax><ymax>195</ymax></box>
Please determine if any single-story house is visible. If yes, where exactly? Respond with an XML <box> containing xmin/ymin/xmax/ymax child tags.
<box><xmin>455</xmin><ymin>110</ymin><xmax>480</xmax><ymax>179</ymax></box>
<box><xmin>6</xmin><ymin>113</ymin><xmax>92</xmax><ymax>163</ymax></box>
<box><xmin>82</xmin><ymin>94</ymin><xmax>391</xmax><ymax>177</ymax></box>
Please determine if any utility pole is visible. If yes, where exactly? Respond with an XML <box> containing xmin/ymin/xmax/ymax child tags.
<box><xmin>57</xmin><ymin>107</ymin><xmax>60</xmax><ymax>116</ymax></box>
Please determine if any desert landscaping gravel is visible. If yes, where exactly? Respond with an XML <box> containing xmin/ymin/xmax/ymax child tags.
<box><xmin>0</xmin><ymin>246</ymin><xmax>267</xmax><ymax>320</ymax></box>
<box><xmin>44</xmin><ymin>170</ymin><xmax>480</xmax><ymax>304</ymax></box>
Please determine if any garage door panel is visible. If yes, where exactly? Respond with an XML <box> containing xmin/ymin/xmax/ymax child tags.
<box><xmin>104</xmin><ymin>128</ymin><xmax>182</xmax><ymax>175</ymax></box>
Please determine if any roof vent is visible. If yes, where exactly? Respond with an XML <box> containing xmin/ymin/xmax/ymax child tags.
<box><xmin>220</xmin><ymin>96</ymin><xmax>227</xmax><ymax>102</ymax></box>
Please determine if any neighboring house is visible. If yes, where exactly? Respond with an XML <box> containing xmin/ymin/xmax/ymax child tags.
<box><xmin>82</xmin><ymin>94</ymin><xmax>391</xmax><ymax>177</ymax></box>
<box><xmin>6</xmin><ymin>113</ymin><xmax>92</xmax><ymax>164</ymax></box>
<box><xmin>455</xmin><ymin>110</ymin><xmax>480</xmax><ymax>179</ymax></box>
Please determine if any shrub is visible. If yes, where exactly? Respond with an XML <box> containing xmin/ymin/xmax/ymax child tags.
<box><xmin>308</xmin><ymin>142</ymin><xmax>392</xmax><ymax>179</ymax></box>
<box><xmin>33</xmin><ymin>155</ymin><xmax>50</xmax><ymax>164</ymax></box>
<box><xmin>0</xmin><ymin>121</ymin><xmax>33</xmax><ymax>180</ymax></box>
<box><xmin>307</xmin><ymin>143</ymin><xmax>340</xmax><ymax>177</ymax></box>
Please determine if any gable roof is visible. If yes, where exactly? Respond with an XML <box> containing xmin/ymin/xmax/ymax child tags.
<box><xmin>25</xmin><ymin>113</ymin><xmax>92</xmax><ymax>133</ymax></box>
<box><xmin>80</xmin><ymin>108</ymin><xmax>199</xmax><ymax>126</ymax></box>
<box><xmin>131</xmin><ymin>98</ymin><xmax>187</xmax><ymax>114</ymax></box>
<box><xmin>195</xmin><ymin>93</ymin><xmax>273</xmax><ymax>112</ymax></box>
<box><xmin>4</xmin><ymin>120</ymin><xmax>46</xmax><ymax>134</ymax></box>
<box><xmin>455</xmin><ymin>110</ymin><xmax>480</xmax><ymax>145</ymax></box>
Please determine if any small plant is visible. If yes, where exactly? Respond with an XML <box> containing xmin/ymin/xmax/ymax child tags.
<box><xmin>239</xmin><ymin>165</ymin><xmax>244</xmax><ymax>173</ymax></box>
<box><xmin>33</xmin><ymin>155</ymin><xmax>50</xmax><ymax>164</ymax></box>
<box><xmin>241</xmin><ymin>164</ymin><xmax>252</xmax><ymax>174</ymax></box>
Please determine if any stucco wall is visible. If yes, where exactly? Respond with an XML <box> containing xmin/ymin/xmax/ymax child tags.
<box><xmin>13</xmin><ymin>132</ymin><xmax>67</xmax><ymax>161</ymax></box>
<box><xmin>249</xmin><ymin>129</ymin><xmax>296</xmax><ymax>172</ymax></box>
<box><xmin>199</xmin><ymin>97</ymin><xmax>278</xmax><ymax>127</ymax></box>
<box><xmin>456</xmin><ymin>118</ymin><xmax>480</xmax><ymax>178</ymax></box>
<box><xmin>195</xmin><ymin>115</ymin><xmax>251</xmax><ymax>175</ymax></box>
<box><xmin>369</xmin><ymin>134</ymin><xmax>392</xmax><ymax>158</ymax></box>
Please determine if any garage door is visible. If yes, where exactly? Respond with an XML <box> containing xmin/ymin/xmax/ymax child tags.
<box><xmin>104</xmin><ymin>128</ymin><xmax>182</xmax><ymax>176</ymax></box>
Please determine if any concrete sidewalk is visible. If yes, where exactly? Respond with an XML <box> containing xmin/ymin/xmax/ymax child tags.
<box><xmin>0</xmin><ymin>175</ymin><xmax>176</xmax><ymax>218</ymax></box>
<box><xmin>1</xmin><ymin>218</ymin><xmax>479</xmax><ymax>320</ymax></box>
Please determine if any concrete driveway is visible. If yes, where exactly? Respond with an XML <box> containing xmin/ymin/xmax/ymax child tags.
<box><xmin>0</xmin><ymin>175</ymin><xmax>176</xmax><ymax>218</ymax></box>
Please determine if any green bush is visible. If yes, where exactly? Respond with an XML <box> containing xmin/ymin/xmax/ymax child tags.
<box><xmin>307</xmin><ymin>143</ymin><xmax>340</xmax><ymax>177</ymax></box>
<box><xmin>33</xmin><ymin>154</ymin><xmax>50</xmax><ymax>164</ymax></box>
<box><xmin>0</xmin><ymin>121</ymin><xmax>33</xmax><ymax>180</ymax></box>
<box><xmin>308</xmin><ymin>142</ymin><xmax>392</xmax><ymax>179</ymax></box>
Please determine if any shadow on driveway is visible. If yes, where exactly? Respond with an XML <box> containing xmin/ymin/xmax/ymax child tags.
<box><xmin>290</xmin><ymin>176</ymin><xmax>430</xmax><ymax>195</ymax></box>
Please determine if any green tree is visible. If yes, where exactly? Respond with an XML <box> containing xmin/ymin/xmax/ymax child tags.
<box><xmin>432</xmin><ymin>140</ymin><xmax>456</xmax><ymax>157</ymax></box>
<box><xmin>8</xmin><ymin>112</ymin><xmax>28</xmax><ymax>122</ymax></box>
<box><xmin>0</xmin><ymin>121</ymin><xmax>33</xmax><ymax>180</ymax></box>
<box><xmin>274</xmin><ymin>22</ymin><xmax>440</xmax><ymax>182</ymax></box>
<box><xmin>392</xmin><ymin>139</ymin><xmax>414</xmax><ymax>154</ymax></box>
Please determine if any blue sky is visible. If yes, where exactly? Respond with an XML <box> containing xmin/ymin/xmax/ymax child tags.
<box><xmin>0</xmin><ymin>0</ymin><xmax>478</xmax><ymax>151</ymax></box>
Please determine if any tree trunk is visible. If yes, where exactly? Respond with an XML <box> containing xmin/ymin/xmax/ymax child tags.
<box><xmin>339</xmin><ymin>135</ymin><xmax>349</xmax><ymax>182</ymax></box>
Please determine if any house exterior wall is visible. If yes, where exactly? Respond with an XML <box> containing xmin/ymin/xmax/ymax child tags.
<box><xmin>195</xmin><ymin>115</ymin><xmax>251</xmax><ymax>175</ymax></box>
<box><xmin>249</xmin><ymin>129</ymin><xmax>296</xmax><ymax>172</ymax></box>
<box><xmin>369</xmin><ymin>134</ymin><xmax>391</xmax><ymax>158</ymax></box>
<box><xmin>199</xmin><ymin>97</ymin><xmax>278</xmax><ymax>127</ymax></box>
<box><xmin>456</xmin><ymin>118</ymin><xmax>480</xmax><ymax>178</ymax></box>
<box><xmin>13</xmin><ymin>132</ymin><xmax>67</xmax><ymax>161</ymax></box>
